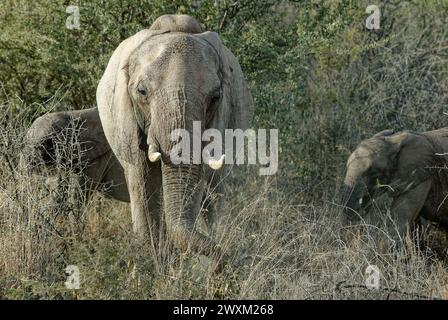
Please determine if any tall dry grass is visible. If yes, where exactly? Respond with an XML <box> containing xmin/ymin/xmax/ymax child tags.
<box><xmin>1</xmin><ymin>100</ymin><xmax>448</xmax><ymax>299</ymax></box>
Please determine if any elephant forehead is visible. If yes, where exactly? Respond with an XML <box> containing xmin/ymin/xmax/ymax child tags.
<box><xmin>133</xmin><ymin>34</ymin><xmax>218</xmax><ymax>69</ymax></box>
<box><xmin>134</xmin><ymin>42</ymin><xmax>166</xmax><ymax>63</ymax></box>
<box><xmin>355</xmin><ymin>146</ymin><xmax>372</xmax><ymax>158</ymax></box>
<box><xmin>347</xmin><ymin>147</ymin><xmax>373</xmax><ymax>169</ymax></box>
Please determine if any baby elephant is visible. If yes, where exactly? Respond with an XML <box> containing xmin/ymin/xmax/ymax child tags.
<box><xmin>342</xmin><ymin>128</ymin><xmax>448</xmax><ymax>241</ymax></box>
<box><xmin>22</xmin><ymin>107</ymin><xmax>129</xmax><ymax>203</ymax></box>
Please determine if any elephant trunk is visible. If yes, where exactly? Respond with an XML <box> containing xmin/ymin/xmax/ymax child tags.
<box><xmin>340</xmin><ymin>183</ymin><xmax>362</xmax><ymax>222</ymax></box>
<box><xmin>151</xmin><ymin>93</ymin><xmax>224</xmax><ymax>263</ymax></box>
<box><xmin>341</xmin><ymin>169</ymin><xmax>368</xmax><ymax>223</ymax></box>
<box><xmin>161</xmin><ymin>163</ymin><xmax>222</xmax><ymax>259</ymax></box>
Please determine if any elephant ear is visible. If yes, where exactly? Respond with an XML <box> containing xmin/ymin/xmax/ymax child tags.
<box><xmin>222</xmin><ymin>46</ymin><xmax>254</xmax><ymax>131</ymax></box>
<box><xmin>385</xmin><ymin>132</ymin><xmax>433</xmax><ymax>187</ymax></box>
<box><xmin>46</xmin><ymin>109</ymin><xmax>111</xmax><ymax>164</ymax></box>
<box><xmin>74</xmin><ymin>108</ymin><xmax>113</xmax><ymax>162</ymax></box>
<box><xmin>384</xmin><ymin>132</ymin><xmax>410</xmax><ymax>161</ymax></box>
<box><xmin>384</xmin><ymin>132</ymin><xmax>409</xmax><ymax>154</ymax></box>
<box><xmin>97</xmin><ymin>29</ymin><xmax>164</xmax><ymax>164</ymax></box>
<box><xmin>373</xmin><ymin>129</ymin><xmax>394</xmax><ymax>138</ymax></box>
<box><xmin>195</xmin><ymin>32</ymin><xmax>253</xmax><ymax>132</ymax></box>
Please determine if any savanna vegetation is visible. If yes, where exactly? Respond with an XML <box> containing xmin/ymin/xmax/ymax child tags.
<box><xmin>1</xmin><ymin>0</ymin><xmax>448</xmax><ymax>299</ymax></box>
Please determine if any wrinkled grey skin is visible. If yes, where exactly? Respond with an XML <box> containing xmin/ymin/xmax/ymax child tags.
<box><xmin>149</xmin><ymin>14</ymin><xmax>203</xmax><ymax>33</ymax></box>
<box><xmin>96</xmin><ymin>15</ymin><xmax>253</xmax><ymax>265</ymax></box>
<box><xmin>342</xmin><ymin>128</ymin><xmax>448</xmax><ymax>242</ymax></box>
<box><xmin>22</xmin><ymin>107</ymin><xmax>129</xmax><ymax>203</ymax></box>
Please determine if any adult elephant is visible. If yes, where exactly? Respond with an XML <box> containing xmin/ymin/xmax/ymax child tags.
<box><xmin>341</xmin><ymin>128</ymin><xmax>448</xmax><ymax>243</ymax></box>
<box><xmin>96</xmin><ymin>15</ymin><xmax>253</xmax><ymax>263</ymax></box>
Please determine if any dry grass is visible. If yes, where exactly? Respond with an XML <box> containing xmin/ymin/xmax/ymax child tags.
<box><xmin>1</xmin><ymin>108</ymin><xmax>448</xmax><ymax>300</ymax></box>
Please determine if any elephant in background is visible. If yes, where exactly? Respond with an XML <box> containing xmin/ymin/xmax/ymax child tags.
<box><xmin>22</xmin><ymin>107</ymin><xmax>129</xmax><ymax>203</ymax></box>
<box><xmin>97</xmin><ymin>15</ymin><xmax>253</xmax><ymax>265</ymax></box>
<box><xmin>341</xmin><ymin>128</ymin><xmax>448</xmax><ymax>243</ymax></box>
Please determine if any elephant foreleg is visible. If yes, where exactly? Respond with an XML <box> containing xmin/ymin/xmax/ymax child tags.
<box><xmin>390</xmin><ymin>180</ymin><xmax>432</xmax><ymax>245</ymax></box>
<box><xmin>125</xmin><ymin>156</ymin><xmax>162</xmax><ymax>247</ymax></box>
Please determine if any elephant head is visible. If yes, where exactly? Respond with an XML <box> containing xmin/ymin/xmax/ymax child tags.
<box><xmin>21</xmin><ymin>108</ymin><xmax>111</xmax><ymax>174</ymax></box>
<box><xmin>22</xmin><ymin>112</ymin><xmax>84</xmax><ymax>174</ymax></box>
<box><xmin>96</xmin><ymin>15</ymin><xmax>253</xmax><ymax>260</ymax></box>
<box><xmin>341</xmin><ymin>129</ymin><xmax>405</xmax><ymax>222</ymax></box>
<box><xmin>21</xmin><ymin>113</ymin><xmax>63</xmax><ymax>173</ymax></box>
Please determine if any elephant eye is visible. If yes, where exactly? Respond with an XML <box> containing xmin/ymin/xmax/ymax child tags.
<box><xmin>210</xmin><ymin>89</ymin><xmax>221</xmax><ymax>105</ymax></box>
<box><xmin>205</xmin><ymin>89</ymin><xmax>221</xmax><ymax>124</ymax></box>
<box><xmin>137</xmin><ymin>83</ymin><xmax>148</xmax><ymax>98</ymax></box>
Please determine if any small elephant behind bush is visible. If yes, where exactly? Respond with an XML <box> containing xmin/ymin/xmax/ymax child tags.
<box><xmin>21</xmin><ymin>107</ymin><xmax>129</xmax><ymax>208</ymax></box>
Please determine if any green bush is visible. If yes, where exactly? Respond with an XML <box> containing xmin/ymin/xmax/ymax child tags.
<box><xmin>0</xmin><ymin>0</ymin><xmax>276</xmax><ymax>108</ymax></box>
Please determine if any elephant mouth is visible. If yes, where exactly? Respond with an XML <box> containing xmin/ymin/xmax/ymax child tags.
<box><xmin>150</xmin><ymin>149</ymin><xmax>226</xmax><ymax>171</ymax></box>
<box><xmin>341</xmin><ymin>183</ymin><xmax>371</xmax><ymax>222</ymax></box>
<box><xmin>147</xmin><ymin>136</ymin><xmax>226</xmax><ymax>170</ymax></box>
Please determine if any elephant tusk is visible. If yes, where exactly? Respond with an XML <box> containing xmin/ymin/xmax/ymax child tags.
<box><xmin>148</xmin><ymin>145</ymin><xmax>161</xmax><ymax>162</ymax></box>
<box><xmin>148</xmin><ymin>152</ymin><xmax>161</xmax><ymax>162</ymax></box>
<box><xmin>207</xmin><ymin>154</ymin><xmax>225</xmax><ymax>170</ymax></box>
